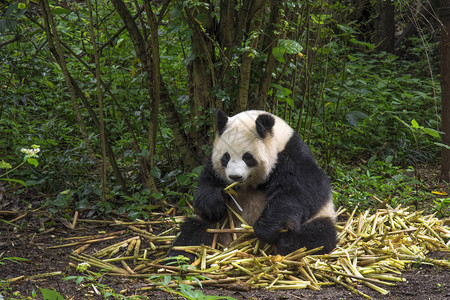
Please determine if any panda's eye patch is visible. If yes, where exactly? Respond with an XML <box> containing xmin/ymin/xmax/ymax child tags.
<box><xmin>242</xmin><ymin>152</ymin><xmax>257</xmax><ymax>167</ymax></box>
<box><xmin>221</xmin><ymin>152</ymin><xmax>230</xmax><ymax>167</ymax></box>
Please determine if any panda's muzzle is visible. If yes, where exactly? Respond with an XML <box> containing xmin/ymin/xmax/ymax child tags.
<box><xmin>228</xmin><ymin>174</ymin><xmax>244</xmax><ymax>182</ymax></box>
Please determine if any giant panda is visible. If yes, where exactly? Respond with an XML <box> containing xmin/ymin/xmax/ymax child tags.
<box><xmin>169</xmin><ymin>110</ymin><xmax>336</xmax><ymax>260</ymax></box>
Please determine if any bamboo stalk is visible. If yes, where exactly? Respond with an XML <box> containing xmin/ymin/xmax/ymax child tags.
<box><xmin>63</xmin><ymin>230</ymin><xmax>127</xmax><ymax>241</ymax></box>
<box><xmin>48</xmin><ymin>235</ymin><xmax>118</xmax><ymax>249</ymax></box>
<box><xmin>65</xmin><ymin>205</ymin><xmax>449</xmax><ymax>295</ymax></box>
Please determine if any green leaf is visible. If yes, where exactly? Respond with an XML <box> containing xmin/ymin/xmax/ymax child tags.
<box><xmin>163</xmin><ymin>275</ymin><xmax>171</xmax><ymax>285</ymax></box>
<box><xmin>337</xmin><ymin>24</ymin><xmax>355</xmax><ymax>34</ymax></box>
<box><xmin>434</xmin><ymin>142</ymin><xmax>450</xmax><ymax>150</ymax></box>
<box><xmin>138</xmin><ymin>149</ymin><xmax>150</xmax><ymax>156</ymax></box>
<box><xmin>347</xmin><ymin>54</ymin><xmax>357</xmax><ymax>62</ymax></box>
<box><xmin>40</xmin><ymin>288</ymin><xmax>65</xmax><ymax>300</ymax></box>
<box><xmin>27</xmin><ymin>158</ymin><xmax>39</xmax><ymax>167</ymax></box>
<box><xmin>0</xmin><ymin>178</ymin><xmax>27</xmax><ymax>187</ymax></box>
<box><xmin>284</xmin><ymin>97</ymin><xmax>294</xmax><ymax>109</ymax></box>
<box><xmin>1</xmin><ymin>257</ymin><xmax>29</xmax><ymax>263</ymax></box>
<box><xmin>150</xmin><ymin>166</ymin><xmax>161</xmax><ymax>179</ymax></box>
<box><xmin>385</xmin><ymin>155</ymin><xmax>393</xmax><ymax>164</ymax></box>
<box><xmin>51</xmin><ymin>6</ymin><xmax>71</xmax><ymax>15</ymax></box>
<box><xmin>345</xmin><ymin>110</ymin><xmax>368</xmax><ymax>128</ymax></box>
<box><xmin>0</xmin><ymin>160</ymin><xmax>12</xmax><ymax>169</ymax></box>
<box><xmin>411</xmin><ymin>119</ymin><xmax>419</xmax><ymax>128</ymax></box>
<box><xmin>176</xmin><ymin>173</ymin><xmax>192</xmax><ymax>186</ymax></box>
<box><xmin>421</xmin><ymin>127</ymin><xmax>441</xmax><ymax>138</ymax></box>
<box><xmin>44</xmin><ymin>80</ymin><xmax>55</xmax><ymax>89</ymax></box>
<box><xmin>272</xmin><ymin>47</ymin><xmax>285</xmax><ymax>63</ymax></box>
<box><xmin>270</xmin><ymin>83</ymin><xmax>292</xmax><ymax>97</ymax></box>
<box><xmin>278</xmin><ymin>39</ymin><xmax>303</xmax><ymax>54</ymax></box>
<box><xmin>192</xmin><ymin>165</ymin><xmax>204</xmax><ymax>176</ymax></box>
<box><xmin>349</xmin><ymin>38</ymin><xmax>375</xmax><ymax>50</ymax></box>
<box><xmin>128</xmin><ymin>211</ymin><xmax>140</xmax><ymax>220</ymax></box>
<box><xmin>0</xmin><ymin>18</ymin><xmax>18</xmax><ymax>34</ymax></box>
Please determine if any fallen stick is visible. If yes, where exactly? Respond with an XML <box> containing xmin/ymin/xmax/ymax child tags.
<box><xmin>48</xmin><ymin>235</ymin><xmax>118</xmax><ymax>249</ymax></box>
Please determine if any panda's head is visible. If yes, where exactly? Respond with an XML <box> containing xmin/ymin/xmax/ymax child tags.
<box><xmin>212</xmin><ymin>110</ymin><xmax>294</xmax><ymax>187</ymax></box>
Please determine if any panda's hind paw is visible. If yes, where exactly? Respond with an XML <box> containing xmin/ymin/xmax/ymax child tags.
<box><xmin>253</xmin><ymin>219</ymin><xmax>280</xmax><ymax>244</ymax></box>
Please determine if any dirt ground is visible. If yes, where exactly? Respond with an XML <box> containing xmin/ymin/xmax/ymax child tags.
<box><xmin>1</xmin><ymin>207</ymin><xmax>449</xmax><ymax>300</ymax></box>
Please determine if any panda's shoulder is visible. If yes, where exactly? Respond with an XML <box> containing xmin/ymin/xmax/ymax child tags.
<box><xmin>278</xmin><ymin>133</ymin><xmax>315</xmax><ymax>161</ymax></box>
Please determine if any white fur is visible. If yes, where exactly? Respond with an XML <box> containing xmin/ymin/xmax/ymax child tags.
<box><xmin>305</xmin><ymin>198</ymin><xmax>336</xmax><ymax>223</ymax></box>
<box><xmin>212</xmin><ymin>110</ymin><xmax>294</xmax><ymax>187</ymax></box>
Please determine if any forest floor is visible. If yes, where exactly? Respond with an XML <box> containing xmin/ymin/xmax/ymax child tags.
<box><xmin>0</xmin><ymin>211</ymin><xmax>449</xmax><ymax>300</ymax></box>
<box><xmin>1</xmin><ymin>167</ymin><xmax>449</xmax><ymax>300</ymax></box>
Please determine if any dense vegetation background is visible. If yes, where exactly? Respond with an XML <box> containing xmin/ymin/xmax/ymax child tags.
<box><xmin>1</xmin><ymin>0</ymin><xmax>449</xmax><ymax>219</ymax></box>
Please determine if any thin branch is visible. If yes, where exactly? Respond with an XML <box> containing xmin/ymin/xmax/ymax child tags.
<box><xmin>40</xmin><ymin>0</ymin><xmax>98</xmax><ymax>165</ymax></box>
<box><xmin>0</xmin><ymin>34</ymin><xmax>20</xmax><ymax>48</ymax></box>
<box><xmin>27</xmin><ymin>14</ymin><xmax>128</xmax><ymax>192</ymax></box>
<box><xmin>87</xmin><ymin>0</ymin><xmax>108</xmax><ymax>202</ymax></box>
<box><xmin>143</xmin><ymin>1</ymin><xmax>161</xmax><ymax>176</ymax></box>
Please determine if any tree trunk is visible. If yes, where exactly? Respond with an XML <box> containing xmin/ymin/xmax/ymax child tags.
<box><xmin>374</xmin><ymin>0</ymin><xmax>395</xmax><ymax>52</ymax></box>
<box><xmin>236</xmin><ymin>0</ymin><xmax>265</xmax><ymax>112</ymax></box>
<box><xmin>256</xmin><ymin>0</ymin><xmax>283</xmax><ymax>110</ymax></box>
<box><xmin>143</xmin><ymin>2</ymin><xmax>162</xmax><ymax>180</ymax></box>
<box><xmin>184</xmin><ymin>5</ymin><xmax>215</xmax><ymax>149</ymax></box>
<box><xmin>110</xmin><ymin>0</ymin><xmax>158</xmax><ymax>192</ymax></box>
<box><xmin>87</xmin><ymin>0</ymin><xmax>108</xmax><ymax>202</ymax></box>
<box><xmin>440</xmin><ymin>1</ymin><xmax>450</xmax><ymax>181</ymax></box>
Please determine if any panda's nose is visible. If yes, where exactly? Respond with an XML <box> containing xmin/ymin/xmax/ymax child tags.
<box><xmin>228</xmin><ymin>175</ymin><xmax>244</xmax><ymax>182</ymax></box>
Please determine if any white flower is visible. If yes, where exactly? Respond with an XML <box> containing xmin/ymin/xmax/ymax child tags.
<box><xmin>76</xmin><ymin>262</ymin><xmax>91</xmax><ymax>272</ymax></box>
<box><xmin>20</xmin><ymin>147</ymin><xmax>40</xmax><ymax>158</ymax></box>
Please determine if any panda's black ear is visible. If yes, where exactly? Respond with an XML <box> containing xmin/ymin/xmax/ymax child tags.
<box><xmin>216</xmin><ymin>109</ymin><xmax>228</xmax><ymax>136</ymax></box>
<box><xmin>255</xmin><ymin>114</ymin><xmax>275</xmax><ymax>138</ymax></box>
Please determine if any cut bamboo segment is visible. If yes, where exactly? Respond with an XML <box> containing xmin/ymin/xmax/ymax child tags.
<box><xmin>64</xmin><ymin>205</ymin><xmax>449</xmax><ymax>296</ymax></box>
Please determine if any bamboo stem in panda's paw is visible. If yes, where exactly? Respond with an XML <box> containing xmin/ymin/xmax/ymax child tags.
<box><xmin>224</xmin><ymin>182</ymin><xmax>243</xmax><ymax>212</ymax></box>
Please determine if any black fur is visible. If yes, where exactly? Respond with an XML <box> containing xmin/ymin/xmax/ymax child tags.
<box><xmin>253</xmin><ymin>132</ymin><xmax>334</xmax><ymax>253</ymax></box>
<box><xmin>276</xmin><ymin>217</ymin><xmax>337</xmax><ymax>255</ymax></box>
<box><xmin>216</xmin><ymin>110</ymin><xmax>228</xmax><ymax>136</ymax></box>
<box><xmin>169</xmin><ymin>218</ymin><xmax>215</xmax><ymax>262</ymax></box>
<box><xmin>220</xmin><ymin>152</ymin><xmax>230</xmax><ymax>167</ymax></box>
<box><xmin>192</xmin><ymin>159</ymin><xmax>228</xmax><ymax>223</ymax></box>
<box><xmin>168</xmin><ymin>113</ymin><xmax>337</xmax><ymax>260</ymax></box>
<box><xmin>242</xmin><ymin>152</ymin><xmax>257</xmax><ymax>167</ymax></box>
<box><xmin>255</xmin><ymin>113</ymin><xmax>275</xmax><ymax>138</ymax></box>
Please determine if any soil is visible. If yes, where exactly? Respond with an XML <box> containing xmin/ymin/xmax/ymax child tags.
<box><xmin>1</xmin><ymin>206</ymin><xmax>449</xmax><ymax>300</ymax></box>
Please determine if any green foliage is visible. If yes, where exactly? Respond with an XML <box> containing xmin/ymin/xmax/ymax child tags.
<box><xmin>64</xmin><ymin>274</ymin><xmax>129</xmax><ymax>299</ymax></box>
<box><xmin>272</xmin><ymin>39</ymin><xmax>303</xmax><ymax>63</ymax></box>
<box><xmin>47</xmin><ymin>189</ymin><xmax>75</xmax><ymax>214</ymax></box>
<box><xmin>153</xmin><ymin>275</ymin><xmax>236</xmax><ymax>300</ymax></box>
<box><xmin>0</xmin><ymin>256</ymin><xmax>29</xmax><ymax>265</ymax></box>
<box><xmin>0</xmin><ymin>0</ymin><xmax>444</xmax><ymax>217</ymax></box>
<box><xmin>0</xmin><ymin>145</ymin><xmax>41</xmax><ymax>187</ymax></box>
<box><xmin>0</xmin><ymin>1</ymin><xmax>27</xmax><ymax>33</ymax></box>
<box><xmin>63</xmin><ymin>258</ymin><xmax>232</xmax><ymax>300</ymax></box>
<box><xmin>0</xmin><ymin>256</ymin><xmax>30</xmax><ymax>299</ymax></box>
<box><xmin>39</xmin><ymin>288</ymin><xmax>64</xmax><ymax>300</ymax></box>
<box><xmin>306</xmin><ymin>49</ymin><xmax>440</xmax><ymax>166</ymax></box>
<box><xmin>64</xmin><ymin>263</ymin><xmax>131</xmax><ymax>299</ymax></box>
<box><xmin>148</xmin><ymin>258</ymin><xmax>236</xmax><ymax>300</ymax></box>
<box><xmin>331</xmin><ymin>157</ymin><xmax>433</xmax><ymax>211</ymax></box>
<box><xmin>433</xmin><ymin>197</ymin><xmax>450</xmax><ymax>218</ymax></box>
<box><xmin>117</xmin><ymin>189</ymin><xmax>153</xmax><ymax>220</ymax></box>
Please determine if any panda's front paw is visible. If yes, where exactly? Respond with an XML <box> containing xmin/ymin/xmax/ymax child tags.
<box><xmin>253</xmin><ymin>218</ymin><xmax>281</xmax><ymax>244</ymax></box>
<box><xmin>194</xmin><ymin>188</ymin><xmax>226</xmax><ymax>222</ymax></box>
<box><xmin>199</xmin><ymin>203</ymin><xmax>226</xmax><ymax>223</ymax></box>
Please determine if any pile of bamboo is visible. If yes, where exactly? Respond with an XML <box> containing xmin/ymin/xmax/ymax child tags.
<box><xmin>68</xmin><ymin>205</ymin><xmax>449</xmax><ymax>298</ymax></box>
